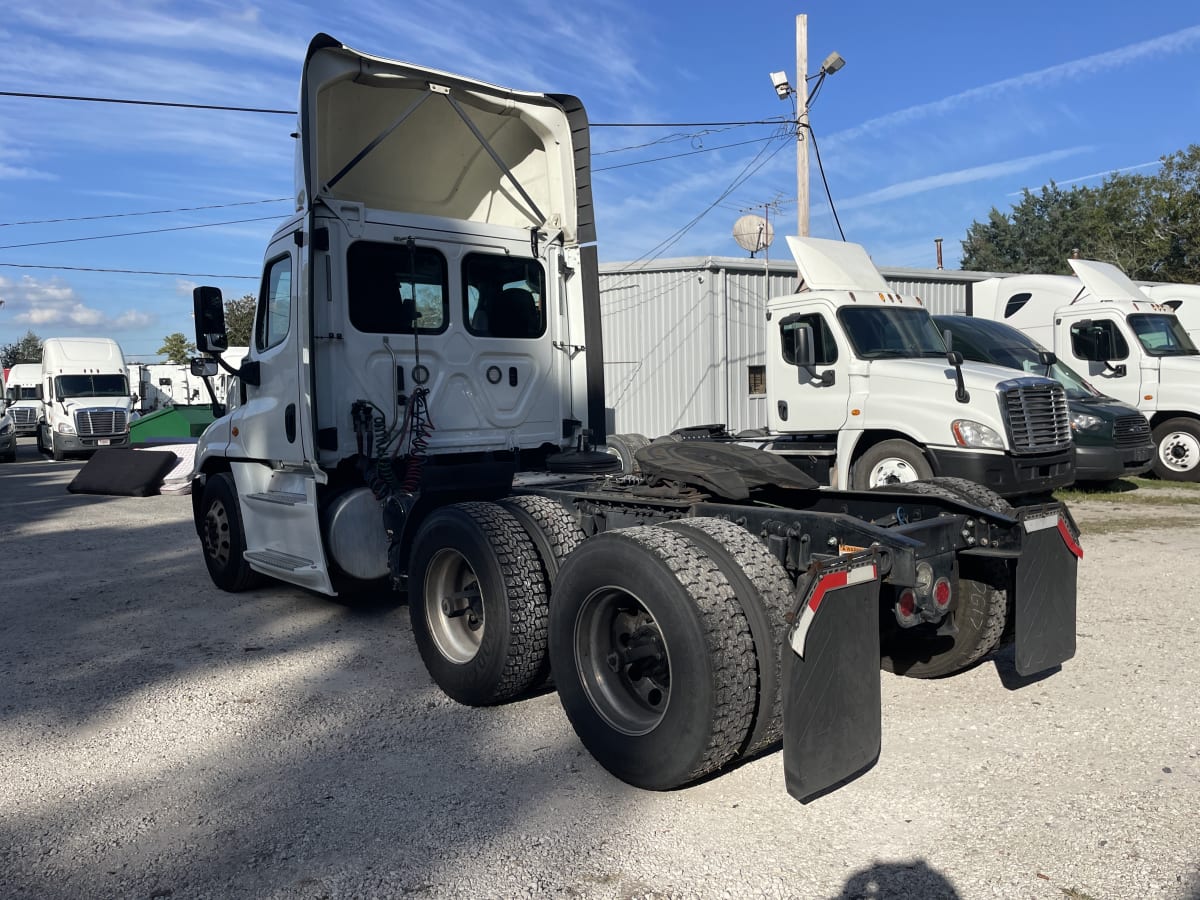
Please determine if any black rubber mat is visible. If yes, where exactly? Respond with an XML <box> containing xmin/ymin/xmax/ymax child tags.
<box><xmin>67</xmin><ymin>448</ymin><xmax>180</xmax><ymax>497</ymax></box>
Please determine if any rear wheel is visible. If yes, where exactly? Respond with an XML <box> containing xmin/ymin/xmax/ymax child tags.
<box><xmin>549</xmin><ymin>526</ymin><xmax>756</xmax><ymax>790</ymax></box>
<box><xmin>1151</xmin><ymin>418</ymin><xmax>1200</xmax><ymax>481</ymax></box>
<box><xmin>663</xmin><ymin>517</ymin><xmax>791</xmax><ymax>755</ymax></box>
<box><xmin>876</xmin><ymin>478</ymin><xmax>1011</xmax><ymax>678</ymax></box>
<box><xmin>851</xmin><ymin>438</ymin><xmax>932</xmax><ymax>489</ymax></box>
<box><xmin>199</xmin><ymin>472</ymin><xmax>263</xmax><ymax>592</ymax></box>
<box><xmin>604</xmin><ymin>433</ymin><xmax>650</xmax><ymax>474</ymax></box>
<box><xmin>408</xmin><ymin>502</ymin><xmax>549</xmax><ymax>706</ymax></box>
<box><xmin>498</xmin><ymin>494</ymin><xmax>586</xmax><ymax>587</ymax></box>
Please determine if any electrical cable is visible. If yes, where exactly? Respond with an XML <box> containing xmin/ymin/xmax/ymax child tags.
<box><xmin>0</xmin><ymin>215</ymin><xmax>282</xmax><ymax>250</ymax></box>
<box><xmin>808</xmin><ymin>124</ymin><xmax>846</xmax><ymax>241</ymax></box>
<box><xmin>0</xmin><ymin>198</ymin><xmax>290</xmax><ymax>228</ymax></box>
<box><xmin>594</xmin><ymin>134</ymin><xmax>784</xmax><ymax>173</ymax></box>
<box><xmin>0</xmin><ymin>262</ymin><xmax>258</xmax><ymax>278</ymax></box>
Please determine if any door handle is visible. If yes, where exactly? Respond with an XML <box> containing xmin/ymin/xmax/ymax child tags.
<box><xmin>285</xmin><ymin>404</ymin><xmax>296</xmax><ymax>443</ymax></box>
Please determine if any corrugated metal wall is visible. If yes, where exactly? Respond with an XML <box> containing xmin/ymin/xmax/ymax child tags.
<box><xmin>598</xmin><ymin>257</ymin><xmax>979</xmax><ymax>438</ymax></box>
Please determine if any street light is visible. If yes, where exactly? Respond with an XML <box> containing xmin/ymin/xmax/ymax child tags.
<box><xmin>769</xmin><ymin>15</ymin><xmax>845</xmax><ymax>236</ymax></box>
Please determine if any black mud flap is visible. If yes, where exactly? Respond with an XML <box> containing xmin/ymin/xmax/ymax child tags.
<box><xmin>1014</xmin><ymin>511</ymin><xmax>1081</xmax><ymax>676</ymax></box>
<box><xmin>783</xmin><ymin>552</ymin><xmax>882</xmax><ymax>803</ymax></box>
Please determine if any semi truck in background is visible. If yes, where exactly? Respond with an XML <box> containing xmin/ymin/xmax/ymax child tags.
<box><xmin>1140</xmin><ymin>282</ymin><xmax>1200</xmax><ymax>345</ymax></box>
<box><xmin>0</xmin><ymin>370</ymin><xmax>13</xmax><ymax>463</ymax></box>
<box><xmin>631</xmin><ymin>236</ymin><xmax>1075</xmax><ymax>498</ymax></box>
<box><xmin>970</xmin><ymin>259</ymin><xmax>1200</xmax><ymax>481</ymax></box>
<box><xmin>4</xmin><ymin>363</ymin><xmax>42</xmax><ymax>436</ymax></box>
<box><xmin>185</xmin><ymin>33</ymin><xmax>1081</xmax><ymax>803</ymax></box>
<box><xmin>37</xmin><ymin>337</ymin><xmax>132</xmax><ymax>461</ymax></box>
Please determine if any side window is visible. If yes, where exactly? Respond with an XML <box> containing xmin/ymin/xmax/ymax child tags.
<box><xmin>255</xmin><ymin>254</ymin><xmax>292</xmax><ymax>351</ymax></box>
<box><xmin>1070</xmin><ymin>319</ymin><xmax>1129</xmax><ymax>361</ymax></box>
<box><xmin>1004</xmin><ymin>292</ymin><xmax>1032</xmax><ymax>318</ymax></box>
<box><xmin>463</xmin><ymin>253</ymin><xmax>546</xmax><ymax>339</ymax></box>
<box><xmin>347</xmin><ymin>241</ymin><xmax>448</xmax><ymax>334</ymax></box>
<box><xmin>780</xmin><ymin>313</ymin><xmax>838</xmax><ymax>365</ymax></box>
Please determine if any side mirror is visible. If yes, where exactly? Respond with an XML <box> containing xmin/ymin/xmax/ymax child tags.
<box><xmin>946</xmin><ymin>349</ymin><xmax>964</xmax><ymax>367</ymax></box>
<box><xmin>1038</xmin><ymin>350</ymin><xmax>1057</xmax><ymax>367</ymax></box>
<box><xmin>193</xmin><ymin>286</ymin><xmax>229</xmax><ymax>354</ymax></box>
<box><xmin>34</xmin><ymin>385</ymin><xmax>44</xmax><ymax>401</ymax></box>
<box><xmin>190</xmin><ymin>358</ymin><xmax>219</xmax><ymax>378</ymax></box>
<box><xmin>1105</xmin><ymin>362</ymin><xmax>1128</xmax><ymax>377</ymax></box>
<box><xmin>942</xmin><ymin>328</ymin><xmax>954</xmax><ymax>352</ymax></box>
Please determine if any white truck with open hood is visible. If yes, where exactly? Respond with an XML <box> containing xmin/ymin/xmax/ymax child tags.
<box><xmin>971</xmin><ymin>259</ymin><xmax>1200</xmax><ymax>481</ymax></box>
<box><xmin>187</xmin><ymin>33</ymin><xmax>1081</xmax><ymax>803</ymax></box>
<box><xmin>733</xmin><ymin>236</ymin><xmax>1074</xmax><ymax>496</ymax></box>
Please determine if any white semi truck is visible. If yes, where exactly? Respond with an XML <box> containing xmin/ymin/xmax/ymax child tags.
<box><xmin>4</xmin><ymin>363</ymin><xmax>42</xmax><ymax>436</ymax></box>
<box><xmin>187</xmin><ymin>33</ymin><xmax>1082</xmax><ymax>802</ymax></box>
<box><xmin>971</xmin><ymin>259</ymin><xmax>1200</xmax><ymax>481</ymax></box>
<box><xmin>37</xmin><ymin>337</ymin><xmax>132</xmax><ymax>460</ymax></box>
<box><xmin>710</xmin><ymin>236</ymin><xmax>1074</xmax><ymax>497</ymax></box>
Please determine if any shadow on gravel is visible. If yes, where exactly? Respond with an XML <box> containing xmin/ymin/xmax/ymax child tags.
<box><xmin>991</xmin><ymin>644</ymin><xmax>1062</xmax><ymax>691</ymax></box>
<box><xmin>836</xmin><ymin>859</ymin><xmax>961</xmax><ymax>899</ymax></box>
<box><xmin>0</xmin><ymin>485</ymin><xmax>620</xmax><ymax>899</ymax></box>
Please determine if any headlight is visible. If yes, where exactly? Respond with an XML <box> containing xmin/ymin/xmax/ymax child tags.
<box><xmin>56</xmin><ymin>421</ymin><xmax>76</xmax><ymax>435</ymax></box>
<box><xmin>951</xmin><ymin>419</ymin><xmax>1004</xmax><ymax>449</ymax></box>
<box><xmin>1070</xmin><ymin>412</ymin><xmax>1105</xmax><ymax>433</ymax></box>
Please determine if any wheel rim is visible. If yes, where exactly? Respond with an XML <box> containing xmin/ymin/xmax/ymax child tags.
<box><xmin>203</xmin><ymin>499</ymin><xmax>232</xmax><ymax>568</ymax></box>
<box><xmin>1158</xmin><ymin>431</ymin><xmax>1200</xmax><ymax>473</ymax></box>
<box><xmin>574</xmin><ymin>587</ymin><xmax>671</xmax><ymax>736</ymax></box>
<box><xmin>869</xmin><ymin>457</ymin><xmax>922</xmax><ymax>487</ymax></box>
<box><xmin>424</xmin><ymin>548</ymin><xmax>485</xmax><ymax>664</ymax></box>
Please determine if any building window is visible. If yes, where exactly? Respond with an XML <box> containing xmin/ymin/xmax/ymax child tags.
<box><xmin>748</xmin><ymin>365</ymin><xmax>766</xmax><ymax>396</ymax></box>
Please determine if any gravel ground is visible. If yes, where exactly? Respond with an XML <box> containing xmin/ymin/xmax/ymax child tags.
<box><xmin>1</xmin><ymin>438</ymin><xmax>1198</xmax><ymax>900</ymax></box>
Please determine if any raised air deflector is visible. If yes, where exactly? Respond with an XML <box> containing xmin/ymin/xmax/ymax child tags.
<box><xmin>299</xmin><ymin>34</ymin><xmax>592</xmax><ymax>243</ymax></box>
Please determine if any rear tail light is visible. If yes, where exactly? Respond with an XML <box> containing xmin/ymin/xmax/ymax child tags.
<box><xmin>894</xmin><ymin>588</ymin><xmax>921</xmax><ymax>628</ymax></box>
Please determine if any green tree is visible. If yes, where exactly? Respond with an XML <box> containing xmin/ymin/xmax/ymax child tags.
<box><xmin>960</xmin><ymin>145</ymin><xmax>1200</xmax><ymax>282</ymax></box>
<box><xmin>224</xmin><ymin>294</ymin><xmax>256</xmax><ymax>347</ymax></box>
<box><xmin>157</xmin><ymin>332</ymin><xmax>196</xmax><ymax>365</ymax></box>
<box><xmin>1</xmin><ymin>330</ymin><xmax>43</xmax><ymax>368</ymax></box>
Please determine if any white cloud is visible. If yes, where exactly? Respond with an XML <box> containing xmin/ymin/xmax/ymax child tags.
<box><xmin>835</xmin><ymin>24</ymin><xmax>1200</xmax><ymax>142</ymax></box>
<box><xmin>834</xmin><ymin>147</ymin><xmax>1092</xmax><ymax>212</ymax></box>
<box><xmin>0</xmin><ymin>274</ymin><xmax>158</xmax><ymax>332</ymax></box>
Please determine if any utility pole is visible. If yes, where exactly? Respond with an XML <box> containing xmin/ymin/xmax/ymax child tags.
<box><xmin>796</xmin><ymin>14</ymin><xmax>809</xmax><ymax>237</ymax></box>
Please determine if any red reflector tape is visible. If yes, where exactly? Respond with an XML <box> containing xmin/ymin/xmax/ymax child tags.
<box><xmin>791</xmin><ymin>563</ymin><xmax>878</xmax><ymax>659</ymax></box>
<box><xmin>1057</xmin><ymin>517</ymin><xmax>1083</xmax><ymax>559</ymax></box>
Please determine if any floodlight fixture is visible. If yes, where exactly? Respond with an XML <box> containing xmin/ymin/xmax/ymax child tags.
<box><xmin>820</xmin><ymin>52</ymin><xmax>846</xmax><ymax>75</ymax></box>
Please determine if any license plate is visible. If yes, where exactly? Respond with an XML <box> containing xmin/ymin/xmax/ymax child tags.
<box><xmin>98</xmin><ymin>439</ymin><xmax>111</xmax><ymax>446</ymax></box>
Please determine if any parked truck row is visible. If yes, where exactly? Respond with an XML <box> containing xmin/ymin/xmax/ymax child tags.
<box><xmin>184</xmin><ymin>34</ymin><xmax>1081</xmax><ymax>803</ymax></box>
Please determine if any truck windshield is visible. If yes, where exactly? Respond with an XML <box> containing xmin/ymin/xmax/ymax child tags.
<box><xmin>838</xmin><ymin>307</ymin><xmax>946</xmax><ymax>359</ymax></box>
<box><xmin>1127</xmin><ymin>314</ymin><xmax>1199</xmax><ymax>357</ymax></box>
<box><xmin>55</xmin><ymin>374</ymin><xmax>129</xmax><ymax>398</ymax></box>
<box><xmin>17</xmin><ymin>386</ymin><xmax>38</xmax><ymax>400</ymax></box>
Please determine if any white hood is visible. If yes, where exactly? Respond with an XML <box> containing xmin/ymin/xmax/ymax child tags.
<box><xmin>1068</xmin><ymin>259</ymin><xmax>1153</xmax><ymax>302</ymax></box>
<box><xmin>865</xmin><ymin>358</ymin><xmax>1048</xmax><ymax>394</ymax></box>
<box><xmin>297</xmin><ymin>34</ymin><xmax>595</xmax><ymax>244</ymax></box>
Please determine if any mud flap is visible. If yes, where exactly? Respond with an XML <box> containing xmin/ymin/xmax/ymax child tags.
<box><xmin>783</xmin><ymin>553</ymin><xmax>882</xmax><ymax>803</ymax></box>
<box><xmin>1014</xmin><ymin>513</ymin><xmax>1081</xmax><ymax>676</ymax></box>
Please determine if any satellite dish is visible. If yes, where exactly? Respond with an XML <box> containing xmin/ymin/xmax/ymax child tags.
<box><xmin>733</xmin><ymin>214</ymin><xmax>774</xmax><ymax>256</ymax></box>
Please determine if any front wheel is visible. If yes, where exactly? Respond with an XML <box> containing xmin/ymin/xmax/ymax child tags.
<box><xmin>1151</xmin><ymin>418</ymin><xmax>1200</xmax><ymax>481</ymax></box>
<box><xmin>850</xmin><ymin>439</ymin><xmax>933</xmax><ymax>489</ymax></box>
<box><xmin>549</xmin><ymin>526</ymin><xmax>756</xmax><ymax>790</ymax></box>
<box><xmin>199</xmin><ymin>472</ymin><xmax>262</xmax><ymax>592</ymax></box>
<box><xmin>51</xmin><ymin>432</ymin><xmax>65</xmax><ymax>462</ymax></box>
<box><xmin>408</xmin><ymin>502</ymin><xmax>549</xmax><ymax>706</ymax></box>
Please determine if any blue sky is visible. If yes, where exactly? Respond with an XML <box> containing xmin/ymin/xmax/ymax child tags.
<box><xmin>0</xmin><ymin>1</ymin><xmax>1197</xmax><ymax>361</ymax></box>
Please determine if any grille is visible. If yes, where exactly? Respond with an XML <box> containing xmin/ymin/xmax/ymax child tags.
<box><xmin>1002</xmin><ymin>381</ymin><xmax>1071</xmax><ymax>454</ymax></box>
<box><xmin>74</xmin><ymin>408</ymin><xmax>127</xmax><ymax>437</ymax></box>
<box><xmin>1113</xmin><ymin>414</ymin><xmax>1151</xmax><ymax>447</ymax></box>
<box><xmin>12</xmin><ymin>407</ymin><xmax>37</xmax><ymax>427</ymax></box>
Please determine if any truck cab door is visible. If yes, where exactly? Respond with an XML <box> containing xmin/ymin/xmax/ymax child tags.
<box><xmin>1056</xmin><ymin>315</ymin><xmax>1140</xmax><ymax>406</ymax></box>
<box><xmin>229</xmin><ymin>229</ymin><xmax>334</xmax><ymax>595</ymax></box>
<box><xmin>767</xmin><ymin>309</ymin><xmax>850</xmax><ymax>433</ymax></box>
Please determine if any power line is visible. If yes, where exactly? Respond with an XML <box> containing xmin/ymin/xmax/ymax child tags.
<box><xmin>0</xmin><ymin>90</ymin><xmax>295</xmax><ymax>115</ymax></box>
<box><xmin>0</xmin><ymin>90</ymin><xmax>789</xmax><ymax>131</ymax></box>
<box><xmin>0</xmin><ymin>262</ymin><xmax>257</xmax><ymax>279</ymax></box>
<box><xmin>594</xmin><ymin>134</ymin><xmax>785</xmax><ymax>173</ymax></box>
<box><xmin>0</xmin><ymin>198</ymin><xmax>290</xmax><ymax>228</ymax></box>
<box><xmin>0</xmin><ymin>215</ymin><xmax>282</xmax><ymax>251</ymax></box>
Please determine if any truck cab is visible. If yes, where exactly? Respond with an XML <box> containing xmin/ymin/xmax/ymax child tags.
<box><xmin>38</xmin><ymin>338</ymin><xmax>132</xmax><ymax>460</ymax></box>
<box><xmin>973</xmin><ymin>259</ymin><xmax>1200</xmax><ymax>481</ymax></box>
<box><xmin>760</xmin><ymin>237</ymin><xmax>1074</xmax><ymax>496</ymax></box>
<box><xmin>4</xmin><ymin>363</ymin><xmax>42</xmax><ymax>437</ymax></box>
